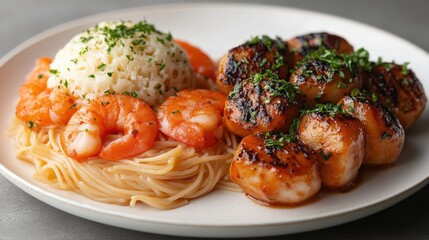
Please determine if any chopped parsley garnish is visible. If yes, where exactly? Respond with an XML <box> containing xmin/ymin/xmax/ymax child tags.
<box><xmin>246</xmin><ymin>35</ymin><xmax>285</xmax><ymax>50</ymax></box>
<box><xmin>401</xmin><ymin>62</ymin><xmax>410</xmax><ymax>75</ymax></box>
<box><xmin>258</xmin><ymin>58</ymin><xmax>267</xmax><ymax>67</ymax></box>
<box><xmin>28</xmin><ymin>121</ymin><xmax>36</xmax><ymax>129</ymax></box>
<box><xmin>126</xmin><ymin>55</ymin><xmax>134</xmax><ymax>61</ymax></box>
<box><xmin>49</xmin><ymin>69</ymin><xmax>59</xmax><ymax>75</ymax></box>
<box><xmin>79</xmin><ymin>20</ymin><xmax>163</xmax><ymax>55</ymax></box>
<box><xmin>301</xmin><ymin>103</ymin><xmax>349</xmax><ymax>117</ymax></box>
<box><xmin>122</xmin><ymin>91</ymin><xmax>138</xmax><ymax>98</ymax></box>
<box><xmin>402</xmin><ymin>78</ymin><xmax>410</xmax><ymax>86</ymax></box>
<box><xmin>80</xmin><ymin>36</ymin><xmax>93</xmax><ymax>43</ymax></box>
<box><xmin>250</xmin><ymin>70</ymin><xmax>300</xmax><ymax>103</ymax></box>
<box><xmin>293</xmin><ymin>47</ymin><xmax>372</xmax><ymax>82</ymax></box>
<box><xmin>37</xmin><ymin>74</ymin><xmax>43</xmax><ymax>79</ymax></box>
<box><xmin>88</xmin><ymin>74</ymin><xmax>95</xmax><ymax>78</ymax></box>
<box><xmin>104</xmin><ymin>89</ymin><xmax>116</xmax><ymax>95</ymax></box>
<box><xmin>155</xmin><ymin>61</ymin><xmax>166</xmax><ymax>71</ymax></box>
<box><xmin>107</xmin><ymin>72</ymin><xmax>113</xmax><ymax>77</ymax></box>
<box><xmin>68</xmin><ymin>103</ymin><xmax>78</xmax><ymax>109</ymax></box>
<box><xmin>350</xmin><ymin>88</ymin><xmax>378</xmax><ymax>103</ymax></box>
<box><xmin>337</xmin><ymin>81</ymin><xmax>347</xmax><ymax>88</ymax></box>
<box><xmin>166</xmin><ymin>32</ymin><xmax>173</xmax><ymax>41</ymax></box>
<box><xmin>97</xmin><ymin>63</ymin><xmax>106</xmax><ymax>71</ymax></box>
<box><xmin>71</xmin><ymin>59</ymin><xmax>78</xmax><ymax>64</ymax></box>
<box><xmin>264</xmin><ymin>132</ymin><xmax>288</xmax><ymax>148</ymax></box>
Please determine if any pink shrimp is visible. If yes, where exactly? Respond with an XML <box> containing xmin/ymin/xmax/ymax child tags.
<box><xmin>15</xmin><ymin>57</ymin><xmax>78</xmax><ymax>129</ymax></box>
<box><xmin>157</xmin><ymin>89</ymin><xmax>226</xmax><ymax>148</ymax></box>
<box><xmin>61</xmin><ymin>95</ymin><xmax>159</xmax><ymax>161</ymax></box>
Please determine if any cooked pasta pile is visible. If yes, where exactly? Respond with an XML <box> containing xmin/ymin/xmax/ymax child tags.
<box><xmin>10</xmin><ymin>118</ymin><xmax>240</xmax><ymax>209</ymax></box>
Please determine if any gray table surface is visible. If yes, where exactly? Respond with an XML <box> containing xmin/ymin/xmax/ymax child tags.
<box><xmin>1</xmin><ymin>0</ymin><xmax>428</xmax><ymax>239</ymax></box>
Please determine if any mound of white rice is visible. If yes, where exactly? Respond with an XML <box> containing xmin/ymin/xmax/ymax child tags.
<box><xmin>47</xmin><ymin>20</ymin><xmax>194</xmax><ymax>106</ymax></box>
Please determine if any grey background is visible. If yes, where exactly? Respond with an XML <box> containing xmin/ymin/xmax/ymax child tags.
<box><xmin>1</xmin><ymin>0</ymin><xmax>428</xmax><ymax>239</ymax></box>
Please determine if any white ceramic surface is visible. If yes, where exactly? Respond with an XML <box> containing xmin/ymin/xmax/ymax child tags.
<box><xmin>1</xmin><ymin>3</ymin><xmax>428</xmax><ymax>238</ymax></box>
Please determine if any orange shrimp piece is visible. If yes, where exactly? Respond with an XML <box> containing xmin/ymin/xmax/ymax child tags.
<box><xmin>61</xmin><ymin>95</ymin><xmax>159</xmax><ymax>161</ymax></box>
<box><xmin>157</xmin><ymin>89</ymin><xmax>226</xmax><ymax>148</ymax></box>
<box><xmin>174</xmin><ymin>40</ymin><xmax>216</xmax><ymax>80</ymax></box>
<box><xmin>15</xmin><ymin>57</ymin><xmax>78</xmax><ymax>129</ymax></box>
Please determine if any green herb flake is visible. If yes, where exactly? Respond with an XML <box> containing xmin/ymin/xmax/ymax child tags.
<box><xmin>402</xmin><ymin>78</ymin><xmax>410</xmax><ymax>86</ymax></box>
<box><xmin>88</xmin><ymin>74</ymin><xmax>95</xmax><ymax>78</ymax></box>
<box><xmin>301</xmin><ymin>103</ymin><xmax>349</xmax><ymax>118</ymax></box>
<box><xmin>401</xmin><ymin>62</ymin><xmax>410</xmax><ymax>75</ymax></box>
<box><xmin>104</xmin><ymin>89</ymin><xmax>116</xmax><ymax>95</ymax></box>
<box><xmin>126</xmin><ymin>55</ymin><xmax>134</xmax><ymax>61</ymax></box>
<box><xmin>337</xmin><ymin>81</ymin><xmax>347</xmax><ymax>89</ymax></box>
<box><xmin>107</xmin><ymin>72</ymin><xmax>113</xmax><ymax>77</ymax></box>
<box><xmin>28</xmin><ymin>121</ymin><xmax>36</xmax><ymax>129</ymax></box>
<box><xmin>37</xmin><ymin>74</ymin><xmax>43</xmax><ymax>79</ymax></box>
<box><xmin>166</xmin><ymin>32</ymin><xmax>173</xmax><ymax>41</ymax></box>
<box><xmin>371</xmin><ymin>93</ymin><xmax>378</xmax><ymax>102</ymax></box>
<box><xmin>258</xmin><ymin>58</ymin><xmax>268</xmax><ymax>67</ymax></box>
<box><xmin>49</xmin><ymin>69</ymin><xmax>59</xmax><ymax>75</ymax></box>
<box><xmin>155</xmin><ymin>61</ymin><xmax>166</xmax><ymax>71</ymax></box>
<box><xmin>97</xmin><ymin>63</ymin><xmax>106</xmax><ymax>71</ymax></box>
<box><xmin>68</xmin><ymin>103</ymin><xmax>78</xmax><ymax>109</ymax></box>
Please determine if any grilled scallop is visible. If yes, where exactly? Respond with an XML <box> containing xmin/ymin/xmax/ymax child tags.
<box><xmin>298</xmin><ymin>107</ymin><xmax>365</xmax><ymax>189</ymax></box>
<box><xmin>230</xmin><ymin>132</ymin><xmax>321</xmax><ymax>205</ymax></box>
<box><xmin>285</xmin><ymin>32</ymin><xmax>354</xmax><ymax>68</ymax></box>
<box><xmin>364</xmin><ymin>63</ymin><xmax>426</xmax><ymax>129</ymax></box>
<box><xmin>216</xmin><ymin>35</ymin><xmax>288</xmax><ymax>94</ymax></box>
<box><xmin>290</xmin><ymin>59</ymin><xmax>360</xmax><ymax>107</ymax></box>
<box><xmin>224</xmin><ymin>70</ymin><xmax>301</xmax><ymax>137</ymax></box>
<box><xmin>339</xmin><ymin>94</ymin><xmax>405</xmax><ymax>165</ymax></box>
<box><xmin>289</xmin><ymin>48</ymin><xmax>370</xmax><ymax>108</ymax></box>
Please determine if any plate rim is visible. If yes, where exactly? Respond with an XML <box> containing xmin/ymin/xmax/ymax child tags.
<box><xmin>1</xmin><ymin>2</ymin><xmax>429</xmax><ymax>237</ymax></box>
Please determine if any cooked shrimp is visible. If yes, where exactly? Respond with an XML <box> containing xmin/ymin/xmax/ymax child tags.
<box><xmin>61</xmin><ymin>95</ymin><xmax>158</xmax><ymax>161</ymax></box>
<box><xmin>174</xmin><ymin>39</ymin><xmax>216</xmax><ymax>81</ymax></box>
<box><xmin>217</xmin><ymin>35</ymin><xmax>288</xmax><ymax>94</ymax></box>
<box><xmin>364</xmin><ymin>62</ymin><xmax>426</xmax><ymax>129</ymax></box>
<box><xmin>289</xmin><ymin>48</ymin><xmax>362</xmax><ymax>107</ymax></box>
<box><xmin>16</xmin><ymin>57</ymin><xmax>78</xmax><ymax>129</ymax></box>
<box><xmin>298</xmin><ymin>106</ymin><xmax>365</xmax><ymax>189</ymax></box>
<box><xmin>224</xmin><ymin>70</ymin><xmax>301</xmax><ymax>137</ymax></box>
<box><xmin>230</xmin><ymin>132</ymin><xmax>321</xmax><ymax>205</ymax></box>
<box><xmin>339</xmin><ymin>94</ymin><xmax>404</xmax><ymax>165</ymax></box>
<box><xmin>157</xmin><ymin>89</ymin><xmax>226</xmax><ymax>148</ymax></box>
<box><xmin>285</xmin><ymin>32</ymin><xmax>354</xmax><ymax>68</ymax></box>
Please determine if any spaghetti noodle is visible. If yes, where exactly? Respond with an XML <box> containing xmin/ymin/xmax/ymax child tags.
<box><xmin>10</xmin><ymin>117</ymin><xmax>240</xmax><ymax>210</ymax></box>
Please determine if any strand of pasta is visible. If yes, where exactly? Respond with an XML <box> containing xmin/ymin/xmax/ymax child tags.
<box><xmin>10</xmin><ymin>118</ymin><xmax>241</xmax><ymax>209</ymax></box>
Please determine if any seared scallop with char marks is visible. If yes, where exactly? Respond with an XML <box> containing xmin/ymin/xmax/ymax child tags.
<box><xmin>285</xmin><ymin>32</ymin><xmax>354</xmax><ymax>68</ymax></box>
<box><xmin>230</xmin><ymin>132</ymin><xmax>321</xmax><ymax>205</ymax></box>
<box><xmin>339</xmin><ymin>92</ymin><xmax>405</xmax><ymax>165</ymax></box>
<box><xmin>298</xmin><ymin>104</ymin><xmax>365</xmax><ymax>189</ymax></box>
<box><xmin>217</xmin><ymin>35</ymin><xmax>288</xmax><ymax>94</ymax></box>
<box><xmin>224</xmin><ymin>70</ymin><xmax>301</xmax><ymax>137</ymax></box>
<box><xmin>290</xmin><ymin>48</ymin><xmax>366</xmax><ymax>107</ymax></box>
<box><xmin>364</xmin><ymin>62</ymin><xmax>426</xmax><ymax>129</ymax></box>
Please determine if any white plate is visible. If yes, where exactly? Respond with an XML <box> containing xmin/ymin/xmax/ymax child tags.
<box><xmin>1</xmin><ymin>3</ymin><xmax>428</xmax><ymax>238</ymax></box>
